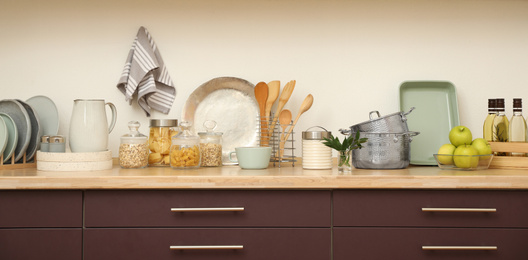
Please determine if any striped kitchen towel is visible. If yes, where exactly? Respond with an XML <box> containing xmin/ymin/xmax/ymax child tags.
<box><xmin>117</xmin><ymin>26</ymin><xmax>176</xmax><ymax>116</ymax></box>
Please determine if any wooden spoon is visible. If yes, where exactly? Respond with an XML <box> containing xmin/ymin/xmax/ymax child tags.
<box><xmin>254</xmin><ymin>82</ymin><xmax>269</xmax><ymax>146</ymax></box>
<box><xmin>265</xmin><ymin>80</ymin><xmax>280</xmax><ymax>119</ymax></box>
<box><xmin>283</xmin><ymin>94</ymin><xmax>314</xmax><ymax>142</ymax></box>
<box><xmin>269</xmin><ymin>80</ymin><xmax>296</xmax><ymax>134</ymax></box>
<box><xmin>278</xmin><ymin>109</ymin><xmax>292</xmax><ymax>160</ymax></box>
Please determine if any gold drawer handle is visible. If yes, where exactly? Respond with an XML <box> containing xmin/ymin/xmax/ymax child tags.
<box><xmin>170</xmin><ymin>245</ymin><xmax>244</xmax><ymax>250</ymax></box>
<box><xmin>422</xmin><ymin>246</ymin><xmax>497</xmax><ymax>251</ymax></box>
<box><xmin>170</xmin><ymin>207</ymin><xmax>245</xmax><ymax>212</ymax></box>
<box><xmin>422</xmin><ymin>208</ymin><xmax>497</xmax><ymax>213</ymax></box>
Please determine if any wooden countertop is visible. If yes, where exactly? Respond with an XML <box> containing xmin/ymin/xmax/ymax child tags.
<box><xmin>2</xmin><ymin>161</ymin><xmax>528</xmax><ymax>190</ymax></box>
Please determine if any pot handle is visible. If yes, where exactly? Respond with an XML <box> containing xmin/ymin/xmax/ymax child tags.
<box><xmin>400</xmin><ymin>107</ymin><xmax>415</xmax><ymax>122</ymax></box>
<box><xmin>339</xmin><ymin>128</ymin><xmax>351</xmax><ymax>136</ymax></box>
<box><xmin>368</xmin><ymin>111</ymin><xmax>381</xmax><ymax>120</ymax></box>
<box><xmin>404</xmin><ymin>131</ymin><xmax>420</xmax><ymax>142</ymax></box>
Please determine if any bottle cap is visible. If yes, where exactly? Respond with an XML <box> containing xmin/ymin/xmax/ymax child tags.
<box><xmin>496</xmin><ymin>98</ymin><xmax>505</xmax><ymax>110</ymax></box>
<box><xmin>513</xmin><ymin>98</ymin><xmax>522</xmax><ymax>108</ymax></box>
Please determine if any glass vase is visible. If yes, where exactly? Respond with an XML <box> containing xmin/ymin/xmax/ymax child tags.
<box><xmin>338</xmin><ymin>150</ymin><xmax>352</xmax><ymax>173</ymax></box>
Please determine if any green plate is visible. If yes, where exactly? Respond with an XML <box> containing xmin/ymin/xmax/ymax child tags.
<box><xmin>399</xmin><ymin>81</ymin><xmax>460</xmax><ymax>165</ymax></box>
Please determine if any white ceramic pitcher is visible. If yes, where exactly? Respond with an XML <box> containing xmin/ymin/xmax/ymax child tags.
<box><xmin>69</xmin><ymin>99</ymin><xmax>117</xmax><ymax>153</ymax></box>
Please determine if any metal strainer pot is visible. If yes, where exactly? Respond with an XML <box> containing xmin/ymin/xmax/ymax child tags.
<box><xmin>347</xmin><ymin>131</ymin><xmax>420</xmax><ymax>169</ymax></box>
<box><xmin>348</xmin><ymin>107</ymin><xmax>415</xmax><ymax>133</ymax></box>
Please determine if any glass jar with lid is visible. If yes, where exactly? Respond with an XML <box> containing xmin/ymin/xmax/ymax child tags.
<box><xmin>120</xmin><ymin>121</ymin><xmax>149</xmax><ymax>169</ymax></box>
<box><xmin>198</xmin><ymin>120</ymin><xmax>223</xmax><ymax>167</ymax></box>
<box><xmin>170</xmin><ymin>121</ymin><xmax>201</xmax><ymax>169</ymax></box>
<box><xmin>148</xmin><ymin>119</ymin><xmax>178</xmax><ymax>166</ymax></box>
<box><xmin>302</xmin><ymin>126</ymin><xmax>332</xmax><ymax>170</ymax></box>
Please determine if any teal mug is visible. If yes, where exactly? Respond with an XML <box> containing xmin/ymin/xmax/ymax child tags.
<box><xmin>229</xmin><ymin>147</ymin><xmax>271</xmax><ymax>169</ymax></box>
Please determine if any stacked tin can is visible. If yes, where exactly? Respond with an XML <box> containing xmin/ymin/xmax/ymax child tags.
<box><xmin>302</xmin><ymin>126</ymin><xmax>332</xmax><ymax>170</ymax></box>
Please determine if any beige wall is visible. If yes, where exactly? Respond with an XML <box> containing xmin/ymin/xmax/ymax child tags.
<box><xmin>1</xmin><ymin>0</ymin><xmax>528</xmax><ymax>157</ymax></box>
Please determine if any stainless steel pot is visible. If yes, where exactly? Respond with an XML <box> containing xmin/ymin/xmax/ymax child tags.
<box><xmin>348</xmin><ymin>107</ymin><xmax>415</xmax><ymax>133</ymax></box>
<box><xmin>350</xmin><ymin>131</ymin><xmax>419</xmax><ymax>169</ymax></box>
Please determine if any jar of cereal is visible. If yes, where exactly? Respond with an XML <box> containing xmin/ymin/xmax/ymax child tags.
<box><xmin>149</xmin><ymin>119</ymin><xmax>178</xmax><ymax>166</ymax></box>
<box><xmin>170</xmin><ymin>121</ymin><xmax>200</xmax><ymax>169</ymax></box>
<box><xmin>120</xmin><ymin>121</ymin><xmax>149</xmax><ymax>169</ymax></box>
<box><xmin>198</xmin><ymin>120</ymin><xmax>223</xmax><ymax>167</ymax></box>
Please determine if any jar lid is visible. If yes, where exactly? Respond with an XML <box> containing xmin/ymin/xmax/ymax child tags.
<box><xmin>302</xmin><ymin>126</ymin><xmax>331</xmax><ymax>140</ymax></box>
<box><xmin>41</xmin><ymin>135</ymin><xmax>51</xmax><ymax>143</ymax></box>
<box><xmin>150</xmin><ymin>119</ymin><xmax>178</xmax><ymax>127</ymax></box>
<box><xmin>121</xmin><ymin>121</ymin><xmax>147</xmax><ymax>141</ymax></box>
<box><xmin>198</xmin><ymin>120</ymin><xmax>223</xmax><ymax>137</ymax></box>
<box><xmin>49</xmin><ymin>135</ymin><xmax>65</xmax><ymax>143</ymax></box>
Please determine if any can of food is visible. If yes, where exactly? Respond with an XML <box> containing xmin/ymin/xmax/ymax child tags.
<box><xmin>302</xmin><ymin>126</ymin><xmax>332</xmax><ymax>170</ymax></box>
<box><xmin>148</xmin><ymin>119</ymin><xmax>179</xmax><ymax>166</ymax></box>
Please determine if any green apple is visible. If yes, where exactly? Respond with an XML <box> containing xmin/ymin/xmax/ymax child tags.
<box><xmin>453</xmin><ymin>145</ymin><xmax>479</xmax><ymax>168</ymax></box>
<box><xmin>471</xmin><ymin>138</ymin><xmax>492</xmax><ymax>160</ymax></box>
<box><xmin>449</xmin><ymin>126</ymin><xmax>473</xmax><ymax>147</ymax></box>
<box><xmin>437</xmin><ymin>143</ymin><xmax>456</xmax><ymax>165</ymax></box>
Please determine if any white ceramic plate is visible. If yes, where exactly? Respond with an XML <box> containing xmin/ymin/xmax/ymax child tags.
<box><xmin>0</xmin><ymin>113</ymin><xmax>18</xmax><ymax>163</ymax></box>
<box><xmin>17</xmin><ymin>99</ymin><xmax>42</xmax><ymax>162</ymax></box>
<box><xmin>0</xmin><ymin>99</ymin><xmax>31</xmax><ymax>162</ymax></box>
<box><xmin>26</xmin><ymin>95</ymin><xmax>59</xmax><ymax>136</ymax></box>
<box><xmin>182</xmin><ymin>77</ymin><xmax>259</xmax><ymax>165</ymax></box>
<box><xmin>0</xmin><ymin>117</ymin><xmax>7</xmax><ymax>159</ymax></box>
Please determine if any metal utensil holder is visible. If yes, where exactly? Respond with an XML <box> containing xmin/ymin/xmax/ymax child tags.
<box><xmin>257</xmin><ymin>114</ymin><xmax>296</xmax><ymax>167</ymax></box>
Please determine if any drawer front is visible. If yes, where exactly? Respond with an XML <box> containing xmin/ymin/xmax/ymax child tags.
<box><xmin>334</xmin><ymin>190</ymin><xmax>528</xmax><ymax>227</ymax></box>
<box><xmin>0</xmin><ymin>229</ymin><xmax>82</xmax><ymax>260</ymax></box>
<box><xmin>85</xmin><ymin>228</ymin><xmax>331</xmax><ymax>260</ymax></box>
<box><xmin>334</xmin><ymin>227</ymin><xmax>528</xmax><ymax>260</ymax></box>
<box><xmin>0</xmin><ymin>190</ymin><xmax>82</xmax><ymax>227</ymax></box>
<box><xmin>85</xmin><ymin>190</ymin><xmax>330</xmax><ymax>227</ymax></box>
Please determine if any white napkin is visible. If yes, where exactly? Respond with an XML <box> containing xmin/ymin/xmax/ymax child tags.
<box><xmin>117</xmin><ymin>26</ymin><xmax>176</xmax><ymax>116</ymax></box>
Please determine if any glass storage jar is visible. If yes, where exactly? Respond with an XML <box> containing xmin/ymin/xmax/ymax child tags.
<box><xmin>120</xmin><ymin>121</ymin><xmax>149</xmax><ymax>169</ymax></box>
<box><xmin>148</xmin><ymin>119</ymin><xmax>178</xmax><ymax>166</ymax></box>
<box><xmin>302</xmin><ymin>126</ymin><xmax>332</xmax><ymax>170</ymax></box>
<box><xmin>198</xmin><ymin>120</ymin><xmax>223</xmax><ymax>167</ymax></box>
<box><xmin>170</xmin><ymin>121</ymin><xmax>201</xmax><ymax>169</ymax></box>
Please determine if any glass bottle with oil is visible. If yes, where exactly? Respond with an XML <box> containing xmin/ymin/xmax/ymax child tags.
<box><xmin>492</xmin><ymin>98</ymin><xmax>509</xmax><ymax>156</ymax></box>
<box><xmin>509</xmin><ymin>98</ymin><xmax>527</xmax><ymax>157</ymax></box>
<box><xmin>483</xmin><ymin>98</ymin><xmax>497</xmax><ymax>142</ymax></box>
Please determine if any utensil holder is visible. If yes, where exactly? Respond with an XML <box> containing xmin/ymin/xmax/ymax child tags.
<box><xmin>257</xmin><ymin>114</ymin><xmax>296</xmax><ymax>167</ymax></box>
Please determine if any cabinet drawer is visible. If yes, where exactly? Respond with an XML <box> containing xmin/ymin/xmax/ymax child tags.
<box><xmin>0</xmin><ymin>190</ymin><xmax>82</xmax><ymax>227</ymax></box>
<box><xmin>85</xmin><ymin>190</ymin><xmax>330</xmax><ymax>227</ymax></box>
<box><xmin>0</xmin><ymin>229</ymin><xmax>82</xmax><ymax>260</ymax></box>
<box><xmin>334</xmin><ymin>190</ymin><xmax>528</xmax><ymax>227</ymax></box>
<box><xmin>85</xmin><ymin>228</ymin><xmax>330</xmax><ymax>260</ymax></box>
<box><xmin>334</xmin><ymin>227</ymin><xmax>528</xmax><ymax>260</ymax></box>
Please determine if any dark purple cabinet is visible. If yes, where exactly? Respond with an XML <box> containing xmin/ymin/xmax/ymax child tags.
<box><xmin>0</xmin><ymin>229</ymin><xmax>82</xmax><ymax>260</ymax></box>
<box><xmin>0</xmin><ymin>190</ymin><xmax>82</xmax><ymax>227</ymax></box>
<box><xmin>84</xmin><ymin>190</ymin><xmax>332</xmax><ymax>259</ymax></box>
<box><xmin>85</xmin><ymin>228</ymin><xmax>331</xmax><ymax>260</ymax></box>
<box><xmin>333</xmin><ymin>190</ymin><xmax>528</xmax><ymax>259</ymax></box>
<box><xmin>85</xmin><ymin>190</ymin><xmax>331</xmax><ymax>227</ymax></box>
<box><xmin>0</xmin><ymin>191</ymin><xmax>83</xmax><ymax>260</ymax></box>
<box><xmin>334</xmin><ymin>227</ymin><xmax>528</xmax><ymax>260</ymax></box>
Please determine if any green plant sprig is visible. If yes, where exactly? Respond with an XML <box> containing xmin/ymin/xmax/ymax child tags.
<box><xmin>322</xmin><ymin>131</ymin><xmax>368</xmax><ymax>153</ymax></box>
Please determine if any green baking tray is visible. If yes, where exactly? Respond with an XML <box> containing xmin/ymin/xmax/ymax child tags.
<box><xmin>399</xmin><ymin>81</ymin><xmax>460</xmax><ymax>165</ymax></box>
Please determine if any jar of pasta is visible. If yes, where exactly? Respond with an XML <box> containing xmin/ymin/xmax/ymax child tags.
<box><xmin>198</xmin><ymin>120</ymin><xmax>223</xmax><ymax>167</ymax></box>
<box><xmin>148</xmin><ymin>119</ymin><xmax>178</xmax><ymax>166</ymax></box>
<box><xmin>170</xmin><ymin>121</ymin><xmax>201</xmax><ymax>169</ymax></box>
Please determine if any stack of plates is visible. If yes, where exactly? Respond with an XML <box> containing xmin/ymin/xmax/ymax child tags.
<box><xmin>0</xmin><ymin>96</ymin><xmax>59</xmax><ymax>164</ymax></box>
